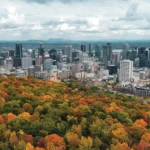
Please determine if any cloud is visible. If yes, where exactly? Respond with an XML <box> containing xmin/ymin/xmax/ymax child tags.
<box><xmin>114</xmin><ymin>3</ymin><xmax>144</xmax><ymax>21</ymax></box>
<box><xmin>1</xmin><ymin>0</ymin><xmax>150</xmax><ymax>40</ymax></box>
<box><xmin>23</xmin><ymin>0</ymin><xmax>85</xmax><ymax>4</ymax></box>
<box><xmin>0</xmin><ymin>7</ymin><xmax>25</xmax><ymax>29</ymax></box>
<box><xmin>31</xmin><ymin>24</ymin><xmax>43</xmax><ymax>30</ymax></box>
<box><xmin>43</xmin><ymin>19</ymin><xmax>88</xmax><ymax>28</ymax></box>
<box><xmin>56</xmin><ymin>23</ymin><xmax>76</xmax><ymax>31</ymax></box>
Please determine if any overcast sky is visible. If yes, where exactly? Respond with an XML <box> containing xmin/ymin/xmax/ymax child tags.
<box><xmin>0</xmin><ymin>0</ymin><xmax>150</xmax><ymax>41</ymax></box>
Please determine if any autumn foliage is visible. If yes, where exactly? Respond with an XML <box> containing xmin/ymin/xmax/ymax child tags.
<box><xmin>0</xmin><ymin>76</ymin><xmax>150</xmax><ymax>149</ymax></box>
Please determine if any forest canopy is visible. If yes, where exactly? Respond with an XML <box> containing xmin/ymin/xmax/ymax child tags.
<box><xmin>0</xmin><ymin>76</ymin><xmax>150</xmax><ymax>150</ymax></box>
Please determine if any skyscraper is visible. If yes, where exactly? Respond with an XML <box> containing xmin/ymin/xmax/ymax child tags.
<box><xmin>95</xmin><ymin>45</ymin><xmax>101</xmax><ymax>61</ymax></box>
<box><xmin>102</xmin><ymin>43</ymin><xmax>112</xmax><ymax>67</ymax></box>
<box><xmin>81</xmin><ymin>45</ymin><xmax>86</xmax><ymax>52</ymax></box>
<box><xmin>89</xmin><ymin>44</ymin><xmax>92</xmax><ymax>55</ymax></box>
<box><xmin>15</xmin><ymin>44</ymin><xmax>23</xmax><ymax>58</ymax></box>
<box><xmin>38</xmin><ymin>43</ymin><xmax>45</xmax><ymax>64</ymax></box>
<box><xmin>63</xmin><ymin>45</ymin><xmax>72</xmax><ymax>57</ymax></box>
<box><xmin>38</xmin><ymin>43</ymin><xmax>45</xmax><ymax>57</ymax></box>
<box><xmin>122</xmin><ymin>43</ymin><xmax>130</xmax><ymax>60</ymax></box>
<box><xmin>62</xmin><ymin>45</ymin><xmax>72</xmax><ymax>63</ymax></box>
<box><xmin>107</xmin><ymin>43</ymin><xmax>112</xmax><ymax>60</ymax></box>
<box><xmin>119</xmin><ymin>60</ymin><xmax>133</xmax><ymax>83</ymax></box>
<box><xmin>138</xmin><ymin>47</ymin><xmax>147</xmax><ymax>67</ymax></box>
<box><xmin>111</xmin><ymin>51</ymin><xmax>121</xmax><ymax>66</ymax></box>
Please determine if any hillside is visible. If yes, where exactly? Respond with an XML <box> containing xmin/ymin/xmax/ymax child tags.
<box><xmin>0</xmin><ymin>76</ymin><xmax>150</xmax><ymax>150</ymax></box>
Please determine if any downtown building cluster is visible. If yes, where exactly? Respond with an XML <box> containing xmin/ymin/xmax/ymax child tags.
<box><xmin>1</xmin><ymin>42</ymin><xmax>150</xmax><ymax>94</ymax></box>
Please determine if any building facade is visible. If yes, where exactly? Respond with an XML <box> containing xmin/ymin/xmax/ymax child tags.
<box><xmin>119</xmin><ymin>60</ymin><xmax>133</xmax><ymax>82</ymax></box>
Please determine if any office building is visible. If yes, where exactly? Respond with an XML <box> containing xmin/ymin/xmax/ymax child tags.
<box><xmin>79</xmin><ymin>52</ymin><xmax>90</xmax><ymax>62</ymax></box>
<box><xmin>35</xmin><ymin>56</ymin><xmax>42</xmax><ymax>66</ymax></box>
<box><xmin>132</xmin><ymin>50</ymin><xmax>137</xmax><ymax>61</ymax></box>
<box><xmin>9</xmin><ymin>50</ymin><xmax>15</xmax><ymax>57</ymax></box>
<box><xmin>21</xmin><ymin>57</ymin><xmax>33</xmax><ymax>69</ymax></box>
<box><xmin>63</xmin><ymin>45</ymin><xmax>72</xmax><ymax>58</ymax></box>
<box><xmin>49</xmin><ymin>49</ymin><xmax>57</xmax><ymax>60</ymax></box>
<box><xmin>89</xmin><ymin>44</ymin><xmax>92</xmax><ymax>56</ymax></box>
<box><xmin>108</xmin><ymin>65</ymin><xmax>117</xmax><ymax>75</ymax></box>
<box><xmin>145</xmin><ymin>50</ymin><xmax>149</xmax><ymax>60</ymax></box>
<box><xmin>0</xmin><ymin>57</ymin><xmax>4</xmax><ymax>66</ymax></box>
<box><xmin>38</xmin><ymin>43</ymin><xmax>45</xmax><ymax>57</ymax></box>
<box><xmin>137</xmin><ymin>47</ymin><xmax>150</xmax><ymax>67</ymax></box>
<box><xmin>95</xmin><ymin>45</ymin><xmax>101</xmax><ymax>61</ymax></box>
<box><xmin>72</xmin><ymin>51</ymin><xmax>79</xmax><ymax>62</ymax></box>
<box><xmin>15</xmin><ymin>44</ymin><xmax>23</xmax><ymax>58</ymax></box>
<box><xmin>111</xmin><ymin>51</ymin><xmax>121</xmax><ymax>66</ymax></box>
<box><xmin>62</xmin><ymin>45</ymin><xmax>73</xmax><ymax>63</ymax></box>
<box><xmin>31</xmin><ymin>50</ymin><xmax>36</xmax><ymax>58</ymax></box>
<box><xmin>134</xmin><ymin>58</ymin><xmax>139</xmax><ymax>67</ymax></box>
<box><xmin>81</xmin><ymin>45</ymin><xmax>86</xmax><ymax>52</ymax></box>
<box><xmin>60</xmin><ymin>55</ymin><xmax>67</xmax><ymax>63</ymax></box>
<box><xmin>127</xmin><ymin>50</ymin><xmax>137</xmax><ymax>62</ymax></box>
<box><xmin>44</xmin><ymin>59</ymin><xmax>53</xmax><ymax>72</ymax></box>
<box><xmin>102</xmin><ymin>43</ymin><xmax>112</xmax><ymax>67</ymax></box>
<box><xmin>139</xmin><ymin>71</ymin><xmax>146</xmax><ymax>80</ymax></box>
<box><xmin>5</xmin><ymin>57</ymin><xmax>13</xmax><ymax>70</ymax></box>
<box><xmin>38</xmin><ymin>43</ymin><xmax>45</xmax><ymax>64</ymax></box>
<box><xmin>35</xmin><ymin>65</ymin><xmax>43</xmax><ymax>72</ymax></box>
<box><xmin>71</xmin><ymin>63</ymin><xmax>83</xmax><ymax>76</ymax></box>
<box><xmin>119</xmin><ymin>60</ymin><xmax>133</xmax><ymax>82</ymax></box>
<box><xmin>138</xmin><ymin>47</ymin><xmax>146</xmax><ymax>56</ymax></box>
<box><xmin>28</xmin><ymin>66</ymin><xmax>35</xmax><ymax>76</ymax></box>
<box><xmin>13</xmin><ymin>58</ymin><xmax>22</xmax><ymax>68</ymax></box>
<box><xmin>0</xmin><ymin>51</ymin><xmax>9</xmax><ymax>59</ymax></box>
<box><xmin>122</xmin><ymin>43</ymin><xmax>130</xmax><ymax>60</ymax></box>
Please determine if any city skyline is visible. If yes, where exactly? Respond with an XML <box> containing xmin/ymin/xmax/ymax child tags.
<box><xmin>1</xmin><ymin>0</ymin><xmax>150</xmax><ymax>41</ymax></box>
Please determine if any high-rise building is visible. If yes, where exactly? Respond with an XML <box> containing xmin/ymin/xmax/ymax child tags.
<box><xmin>43</xmin><ymin>59</ymin><xmax>53</xmax><ymax>72</ymax></box>
<box><xmin>72</xmin><ymin>51</ymin><xmax>79</xmax><ymax>62</ymax></box>
<box><xmin>89</xmin><ymin>44</ymin><xmax>92</xmax><ymax>56</ymax></box>
<box><xmin>102</xmin><ymin>43</ymin><xmax>112</xmax><ymax>67</ymax></box>
<box><xmin>62</xmin><ymin>45</ymin><xmax>72</xmax><ymax>63</ymax></box>
<box><xmin>0</xmin><ymin>57</ymin><xmax>4</xmax><ymax>66</ymax></box>
<box><xmin>132</xmin><ymin>50</ymin><xmax>137</xmax><ymax>61</ymax></box>
<box><xmin>138</xmin><ymin>47</ymin><xmax>147</xmax><ymax>67</ymax></box>
<box><xmin>122</xmin><ymin>43</ymin><xmax>130</xmax><ymax>60</ymax></box>
<box><xmin>21</xmin><ymin>57</ymin><xmax>33</xmax><ymax>69</ymax></box>
<box><xmin>63</xmin><ymin>45</ymin><xmax>72</xmax><ymax>57</ymax></box>
<box><xmin>111</xmin><ymin>51</ymin><xmax>121</xmax><ymax>66</ymax></box>
<box><xmin>31</xmin><ymin>50</ymin><xmax>36</xmax><ymax>58</ymax></box>
<box><xmin>35</xmin><ymin>56</ymin><xmax>42</xmax><ymax>66</ymax></box>
<box><xmin>9</xmin><ymin>50</ymin><xmax>15</xmax><ymax>57</ymax></box>
<box><xmin>145</xmin><ymin>50</ymin><xmax>149</xmax><ymax>60</ymax></box>
<box><xmin>5</xmin><ymin>57</ymin><xmax>13</xmax><ymax>70</ymax></box>
<box><xmin>107</xmin><ymin>43</ymin><xmax>112</xmax><ymax>60</ymax></box>
<box><xmin>81</xmin><ymin>45</ymin><xmax>86</xmax><ymax>52</ymax></box>
<box><xmin>71</xmin><ymin>63</ymin><xmax>83</xmax><ymax>76</ymax></box>
<box><xmin>95</xmin><ymin>45</ymin><xmax>101</xmax><ymax>61</ymax></box>
<box><xmin>38</xmin><ymin>43</ymin><xmax>45</xmax><ymax>57</ymax></box>
<box><xmin>119</xmin><ymin>60</ymin><xmax>133</xmax><ymax>83</ymax></box>
<box><xmin>0</xmin><ymin>51</ymin><xmax>9</xmax><ymax>59</ymax></box>
<box><xmin>79</xmin><ymin>52</ymin><xmax>90</xmax><ymax>62</ymax></box>
<box><xmin>15</xmin><ymin>44</ymin><xmax>23</xmax><ymax>58</ymax></box>
<box><xmin>138</xmin><ymin>47</ymin><xmax>146</xmax><ymax>56</ymax></box>
<box><xmin>134</xmin><ymin>58</ymin><xmax>139</xmax><ymax>67</ymax></box>
<box><xmin>140</xmin><ymin>54</ymin><xmax>146</xmax><ymax>67</ymax></box>
<box><xmin>13</xmin><ymin>58</ymin><xmax>22</xmax><ymax>68</ymax></box>
<box><xmin>35</xmin><ymin>65</ymin><xmax>43</xmax><ymax>72</ymax></box>
<box><xmin>108</xmin><ymin>65</ymin><xmax>117</xmax><ymax>75</ymax></box>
